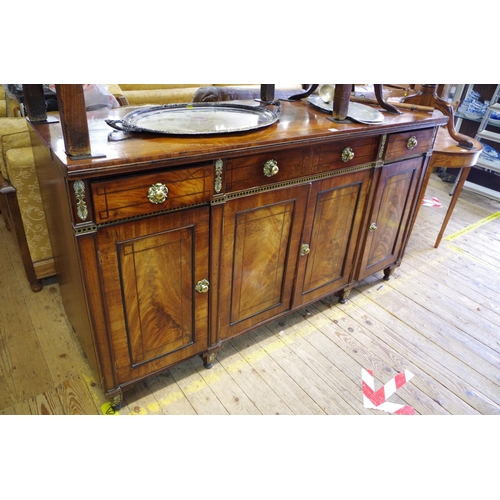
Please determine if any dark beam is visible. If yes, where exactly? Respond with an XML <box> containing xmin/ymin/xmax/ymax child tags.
<box><xmin>260</xmin><ymin>84</ymin><xmax>275</xmax><ymax>102</ymax></box>
<box><xmin>55</xmin><ymin>84</ymin><xmax>91</xmax><ymax>158</ymax></box>
<box><xmin>22</xmin><ymin>84</ymin><xmax>47</xmax><ymax>122</ymax></box>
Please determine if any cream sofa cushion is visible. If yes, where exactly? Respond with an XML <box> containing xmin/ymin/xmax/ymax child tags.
<box><xmin>5</xmin><ymin>146</ymin><xmax>53</xmax><ymax>262</ymax></box>
<box><xmin>0</xmin><ymin>86</ymin><xmax>5</xmax><ymax>117</ymax></box>
<box><xmin>116</xmin><ymin>84</ymin><xmax>303</xmax><ymax>106</ymax></box>
<box><xmin>118</xmin><ymin>84</ymin><xmax>210</xmax><ymax>91</ymax></box>
<box><xmin>0</xmin><ymin>117</ymin><xmax>30</xmax><ymax>178</ymax></box>
<box><xmin>118</xmin><ymin>88</ymin><xmax>205</xmax><ymax>106</ymax></box>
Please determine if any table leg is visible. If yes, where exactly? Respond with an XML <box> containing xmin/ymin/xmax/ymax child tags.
<box><xmin>434</xmin><ymin>166</ymin><xmax>472</xmax><ymax>248</ymax></box>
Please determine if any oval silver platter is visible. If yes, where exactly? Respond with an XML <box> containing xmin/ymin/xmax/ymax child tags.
<box><xmin>307</xmin><ymin>95</ymin><xmax>384</xmax><ymax>124</ymax></box>
<box><xmin>105</xmin><ymin>101</ymin><xmax>281</xmax><ymax>135</ymax></box>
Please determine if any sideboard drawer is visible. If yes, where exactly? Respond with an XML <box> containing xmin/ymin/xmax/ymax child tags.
<box><xmin>91</xmin><ymin>164</ymin><xmax>214</xmax><ymax>224</ymax></box>
<box><xmin>384</xmin><ymin>127</ymin><xmax>436</xmax><ymax>162</ymax></box>
<box><xmin>311</xmin><ymin>135</ymin><xmax>380</xmax><ymax>174</ymax></box>
<box><xmin>225</xmin><ymin>147</ymin><xmax>311</xmax><ymax>193</ymax></box>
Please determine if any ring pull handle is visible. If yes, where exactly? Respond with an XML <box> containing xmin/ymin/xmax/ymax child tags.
<box><xmin>341</xmin><ymin>147</ymin><xmax>355</xmax><ymax>162</ymax></box>
<box><xmin>148</xmin><ymin>183</ymin><xmax>168</xmax><ymax>204</ymax></box>
<box><xmin>263</xmin><ymin>159</ymin><xmax>279</xmax><ymax>177</ymax></box>
<box><xmin>407</xmin><ymin>136</ymin><xmax>418</xmax><ymax>149</ymax></box>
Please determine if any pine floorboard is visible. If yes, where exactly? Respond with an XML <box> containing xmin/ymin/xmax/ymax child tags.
<box><xmin>1</xmin><ymin>173</ymin><xmax>500</xmax><ymax>415</ymax></box>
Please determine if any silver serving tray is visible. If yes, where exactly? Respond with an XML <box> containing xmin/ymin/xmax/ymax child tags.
<box><xmin>307</xmin><ymin>95</ymin><xmax>384</xmax><ymax>124</ymax></box>
<box><xmin>105</xmin><ymin>101</ymin><xmax>281</xmax><ymax>135</ymax></box>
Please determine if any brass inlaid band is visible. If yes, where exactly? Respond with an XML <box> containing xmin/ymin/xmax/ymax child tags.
<box><xmin>74</xmin><ymin>224</ymin><xmax>98</xmax><ymax>235</ymax></box>
<box><xmin>214</xmin><ymin>162</ymin><xmax>376</xmax><ymax>203</ymax></box>
<box><xmin>76</xmin><ymin>201</ymin><xmax>209</xmax><ymax>232</ymax></box>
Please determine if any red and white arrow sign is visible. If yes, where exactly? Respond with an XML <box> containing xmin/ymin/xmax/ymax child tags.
<box><xmin>421</xmin><ymin>197</ymin><xmax>442</xmax><ymax>207</ymax></box>
<box><xmin>362</xmin><ymin>368</ymin><xmax>415</xmax><ymax>415</ymax></box>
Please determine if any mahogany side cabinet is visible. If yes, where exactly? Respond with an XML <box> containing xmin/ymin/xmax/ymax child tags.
<box><xmin>28</xmin><ymin>99</ymin><xmax>447</xmax><ymax>408</ymax></box>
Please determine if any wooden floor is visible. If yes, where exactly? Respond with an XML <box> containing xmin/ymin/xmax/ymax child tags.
<box><xmin>1</xmin><ymin>173</ymin><xmax>500</xmax><ymax>415</ymax></box>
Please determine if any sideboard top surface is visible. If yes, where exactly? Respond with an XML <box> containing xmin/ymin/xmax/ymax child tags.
<box><xmin>30</xmin><ymin>100</ymin><xmax>448</xmax><ymax>179</ymax></box>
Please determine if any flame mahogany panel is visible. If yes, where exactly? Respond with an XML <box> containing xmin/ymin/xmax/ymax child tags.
<box><xmin>97</xmin><ymin>207</ymin><xmax>210</xmax><ymax>384</ymax></box>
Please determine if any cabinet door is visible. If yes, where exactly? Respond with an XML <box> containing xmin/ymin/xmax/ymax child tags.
<box><xmin>97</xmin><ymin>207</ymin><xmax>210</xmax><ymax>384</ymax></box>
<box><xmin>357</xmin><ymin>157</ymin><xmax>423</xmax><ymax>281</ymax></box>
<box><xmin>293</xmin><ymin>168</ymin><xmax>371</xmax><ymax>307</ymax></box>
<box><xmin>217</xmin><ymin>185</ymin><xmax>310</xmax><ymax>342</ymax></box>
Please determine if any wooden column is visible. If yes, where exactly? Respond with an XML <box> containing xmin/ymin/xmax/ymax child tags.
<box><xmin>22</xmin><ymin>84</ymin><xmax>47</xmax><ymax>122</ymax></box>
<box><xmin>55</xmin><ymin>84</ymin><xmax>92</xmax><ymax>158</ymax></box>
<box><xmin>260</xmin><ymin>84</ymin><xmax>275</xmax><ymax>102</ymax></box>
<box><xmin>332</xmin><ymin>84</ymin><xmax>352</xmax><ymax>121</ymax></box>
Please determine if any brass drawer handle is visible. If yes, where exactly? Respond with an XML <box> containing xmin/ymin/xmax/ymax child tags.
<box><xmin>341</xmin><ymin>147</ymin><xmax>355</xmax><ymax>162</ymax></box>
<box><xmin>195</xmin><ymin>279</ymin><xmax>210</xmax><ymax>294</ymax></box>
<box><xmin>407</xmin><ymin>136</ymin><xmax>418</xmax><ymax>149</ymax></box>
<box><xmin>369</xmin><ymin>222</ymin><xmax>378</xmax><ymax>232</ymax></box>
<box><xmin>300</xmin><ymin>243</ymin><xmax>311</xmax><ymax>256</ymax></box>
<box><xmin>148</xmin><ymin>183</ymin><xmax>168</xmax><ymax>204</ymax></box>
<box><xmin>263</xmin><ymin>159</ymin><xmax>279</xmax><ymax>177</ymax></box>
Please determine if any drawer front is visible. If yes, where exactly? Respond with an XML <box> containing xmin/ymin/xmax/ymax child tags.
<box><xmin>384</xmin><ymin>127</ymin><xmax>436</xmax><ymax>162</ymax></box>
<box><xmin>225</xmin><ymin>147</ymin><xmax>311</xmax><ymax>193</ymax></box>
<box><xmin>91</xmin><ymin>164</ymin><xmax>214</xmax><ymax>224</ymax></box>
<box><xmin>311</xmin><ymin>135</ymin><xmax>380</xmax><ymax>174</ymax></box>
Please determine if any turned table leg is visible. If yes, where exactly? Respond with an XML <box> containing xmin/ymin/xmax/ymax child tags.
<box><xmin>201</xmin><ymin>351</ymin><xmax>218</xmax><ymax>369</ymax></box>
<box><xmin>383</xmin><ymin>266</ymin><xmax>397</xmax><ymax>281</ymax></box>
<box><xmin>106</xmin><ymin>388</ymin><xmax>124</xmax><ymax>411</ymax></box>
<box><xmin>337</xmin><ymin>287</ymin><xmax>352</xmax><ymax>304</ymax></box>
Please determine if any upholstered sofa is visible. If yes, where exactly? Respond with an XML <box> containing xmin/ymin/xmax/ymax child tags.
<box><xmin>0</xmin><ymin>84</ymin><xmax>303</xmax><ymax>291</ymax></box>
<box><xmin>112</xmin><ymin>84</ymin><xmax>303</xmax><ymax>106</ymax></box>
<box><xmin>111</xmin><ymin>84</ymin><xmax>212</xmax><ymax>106</ymax></box>
<box><xmin>0</xmin><ymin>87</ymin><xmax>5</xmax><ymax>117</ymax></box>
<box><xmin>0</xmin><ymin>88</ymin><xmax>55</xmax><ymax>291</ymax></box>
<box><xmin>0</xmin><ymin>86</ymin><xmax>22</xmax><ymax>117</ymax></box>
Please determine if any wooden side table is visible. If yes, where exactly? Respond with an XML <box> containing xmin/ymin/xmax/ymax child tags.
<box><xmin>404</xmin><ymin>84</ymin><xmax>484</xmax><ymax>247</ymax></box>
<box><xmin>425</xmin><ymin>126</ymin><xmax>483</xmax><ymax>247</ymax></box>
